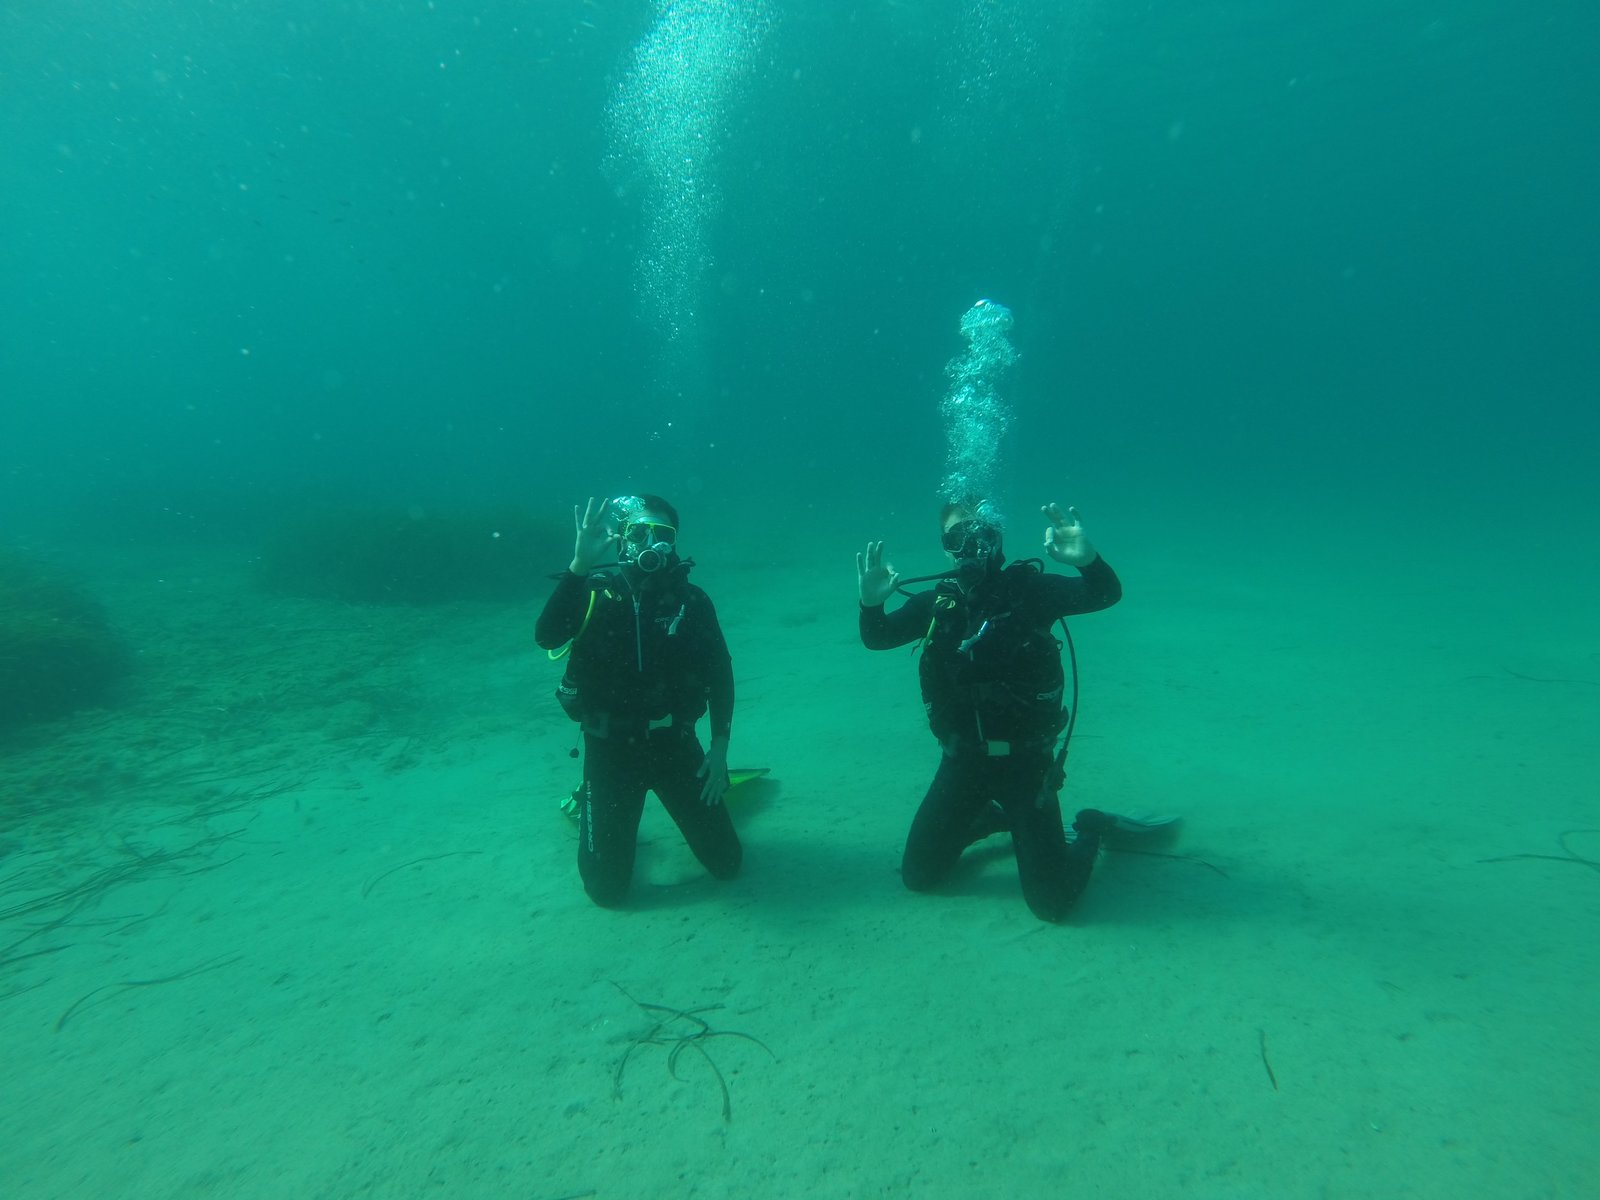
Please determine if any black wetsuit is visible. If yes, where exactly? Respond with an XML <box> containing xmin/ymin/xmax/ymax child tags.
<box><xmin>860</xmin><ymin>556</ymin><xmax>1123</xmax><ymax>922</ymax></box>
<box><xmin>535</xmin><ymin>564</ymin><xmax>739</xmax><ymax>907</ymax></box>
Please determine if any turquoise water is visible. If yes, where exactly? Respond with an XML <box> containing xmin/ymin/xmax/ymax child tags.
<box><xmin>4</xmin><ymin>1</ymin><xmax>1594</xmax><ymax>527</ymax></box>
<box><xmin>3</xmin><ymin>4</ymin><xmax>1597</xmax><ymax>1197</ymax></box>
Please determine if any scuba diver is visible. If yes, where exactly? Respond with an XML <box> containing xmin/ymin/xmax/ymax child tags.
<box><xmin>857</xmin><ymin>501</ymin><xmax>1132</xmax><ymax>923</ymax></box>
<box><xmin>535</xmin><ymin>494</ymin><xmax>740</xmax><ymax>907</ymax></box>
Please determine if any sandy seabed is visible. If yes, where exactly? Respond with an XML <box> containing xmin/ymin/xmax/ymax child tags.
<box><xmin>3</xmin><ymin>513</ymin><xmax>1596</xmax><ymax>1200</ymax></box>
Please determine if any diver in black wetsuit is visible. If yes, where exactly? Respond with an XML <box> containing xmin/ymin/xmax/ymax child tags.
<box><xmin>857</xmin><ymin>501</ymin><xmax>1123</xmax><ymax>922</ymax></box>
<box><xmin>536</xmin><ymin>494</ymin><xmax>739</xmax><ymax>907</ymax></box>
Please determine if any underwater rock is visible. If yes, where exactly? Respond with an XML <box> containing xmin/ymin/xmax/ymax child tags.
<box><xmin>0</xmin><ymin>551</ymin><xmax>128</xmax><ymax>730</ymax></box>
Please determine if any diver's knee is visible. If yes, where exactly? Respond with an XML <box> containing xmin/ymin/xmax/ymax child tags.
<box><xmin>582</xmin><ymin>872</ymin><xmax>631</xmax><ymax>909</ymax></box>
<box><xmin>706</xmin><ymin>845</ymin><xmax>742</xmax><ymax>880</ymax></box>
<box><xmin>1025</xmin><ymin>893</ymin><xmax>1073</xmax><ymax>924</ymax></box>
<box><xmin>901</xmin><ymin>859</ymin><xmax>942</xmax><ymax>893</ymax></box>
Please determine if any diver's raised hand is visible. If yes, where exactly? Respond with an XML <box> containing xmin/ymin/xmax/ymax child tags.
<box><xmin>570</xmin><ymin>496</ymin><xmax>615</xmax><ymax>574</ymax></box>
<box><xmin>856</xmin><ymin>540</ymin><xmax>900</xmax><ymax>606</ymax></box>
<box><xmin>1042</xmin><ymin>503</ymin><xmax>1098</xmax><ymax>567</ymax></box>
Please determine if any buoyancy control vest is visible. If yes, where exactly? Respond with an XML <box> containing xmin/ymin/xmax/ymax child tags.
<box><xmin>917</xmin><ymin>562</ymin><xmax>1067</xmax><ymax>745</ymax></box>
<box><xmin>554</xmin><ymin>565</ymin><xmax>711</xmax><ymax>725</ymax></box>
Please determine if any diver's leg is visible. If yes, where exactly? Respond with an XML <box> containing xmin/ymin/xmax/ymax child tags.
<box><xmin>1002</xmin><ymin>755</ymin><xmax>1105</xmax><ymax>923</ymax></box>
<box><xmin>577</xmin><ymin>732</ymin><xmax>650</xmax><ymax>907</ymax></box>
<box><xmin>653</xmin><ymin>732</ymin><xmax>742</xmax><ymax>880</ymax></box>
<box><xmin>901</xmin><ymin>754</ymin><xmax>991</xmax><ymax>892</ymax></box>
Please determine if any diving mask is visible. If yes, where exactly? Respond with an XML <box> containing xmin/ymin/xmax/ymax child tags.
<box><xmin>942</xmin><ymin>518</ymin><xmax>1002</xmax><ymax>562</ymax></box>
<box><xmin>619</xmin><ymin>518</ymin><xmax>678</xmax><ymax>574</ymax></box>
<box><xmin>607</xmin><ymin>495</ymin><xmax>679</xmax><ymax>573</ymax></box>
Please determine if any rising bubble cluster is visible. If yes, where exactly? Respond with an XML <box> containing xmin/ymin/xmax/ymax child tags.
<box><xmin>951</xmin><ymin>0</ymin><xmax>1039</xmax><ymax>117</ymax></box>
<box><xmin>939</xmin><ymin>299</ymin><xmax>1018</xmax><ymax>520</ymax></box>
<box><xmin>607</xmin><ymin>1</ymin><xmax>772</xmax><ymax>357</ymax></box>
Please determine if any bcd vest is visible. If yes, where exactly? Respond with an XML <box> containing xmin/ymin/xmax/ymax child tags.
<box><xmin>917</xmin><ymin>566</ymin><xmax>1067</xmax><ymax>744</ymax></box>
